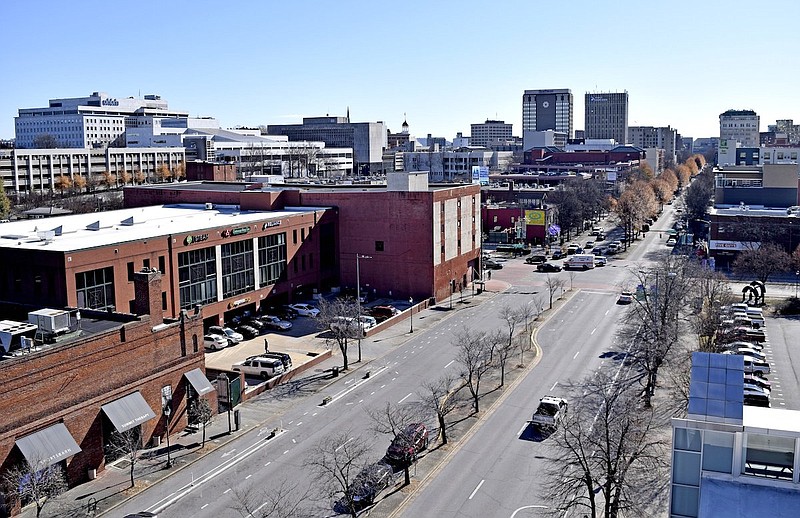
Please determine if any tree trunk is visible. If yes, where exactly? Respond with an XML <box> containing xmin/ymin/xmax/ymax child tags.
<box><xmin>438</xmin><ymin>414</ymin><xmax>448</xmax><ymax>445</ymax></box>
<box><xmin>403</xmin><ymin>465</ymin><xmax>411</xmax><ymax>486</ymax></box>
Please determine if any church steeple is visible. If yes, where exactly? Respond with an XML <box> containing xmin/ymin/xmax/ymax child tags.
<box><xmin>401</xmin><ymin>113</ymin><xmax>409</xmax><ymax>134</ymax></box>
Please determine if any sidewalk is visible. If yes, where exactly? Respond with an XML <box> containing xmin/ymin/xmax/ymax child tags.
<box><xmin>30</xmin><ymin>282</ymin><xmax>507</xmax><ymax>518</ymax></box>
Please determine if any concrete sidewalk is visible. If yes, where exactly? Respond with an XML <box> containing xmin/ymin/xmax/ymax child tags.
<box><xmin>28</xmin><ymin>283</ymin><xmax>504</xmax><ymax>518</ymax></box>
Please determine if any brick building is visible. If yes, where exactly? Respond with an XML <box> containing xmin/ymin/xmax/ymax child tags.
<box><xmin>0</xmin><ymin>270</ymin><xmax>211</xmax><ymax>506</ymax></box>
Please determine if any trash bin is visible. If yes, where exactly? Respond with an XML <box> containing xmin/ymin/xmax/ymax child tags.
<box><xmin>332</xmin><ymin>366</ymin><xmax>339</xmax><ymax>378</ymax></box>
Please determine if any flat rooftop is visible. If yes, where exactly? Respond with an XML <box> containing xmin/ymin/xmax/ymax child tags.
<box><xmin>0</xmin><ymin>203</ymin><xmax>323</xmax><ymax>252</ymax></box>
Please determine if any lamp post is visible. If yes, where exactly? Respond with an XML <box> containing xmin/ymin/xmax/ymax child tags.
<box><xmin>356</xmin><ymin>254</ymin><xmax>372</xmax><ymax>363</ymax></box>
<box><xmin>163</xmin><ymin>404</ymin><xmax>172</xmax><ymax>468</ymax></box>
<box><xmin>409</xmin><ymin>297</ymin><xmax>414</xmax><ymax>333</ymax></box>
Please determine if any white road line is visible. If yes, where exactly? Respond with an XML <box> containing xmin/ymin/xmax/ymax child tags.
<box><xmin>283</xmin><ymin>450</ymin><xmax>289</xmax><ymax>455</ymax></box>
<box><xmin>550</xmin><ymin>381</ymin><xmax>558</xmax><ymax>391</ymax></box>
<box><xmin>296</xmin><ymin>422</ymin><xmax>302</xmax><ymax>426</ymax></box>
<box><xmin>398</xmin><ymin>392</ymin><xmax>413</xmax><ymax>404</ymax></box>
<box><xmin>469</xmin><ymin>479</ymin><xmax>485</xmax><ymax>500</ymax></box>
<box><xmin>605</xmin><ymin>310</ymin><xmax>610</xmax><ymax>315</ymax></box>
<box><xmin>517</xmin><ymin>423</ymin><xmax>528</xmax><ymax>436</ymax></box>
<box><xmin>591</xmin><ymin>328</ymin><xmax>596</xmax><ymax>335</ymax></box>
<box><xmin>245</xmin><ymin>474</ymin><xmax>252</xmax><ymax>480</ymax></box>
<box><xmin>444</xmin><ymin>360</ymin><xmax>455</xmax><ymax>369</ymax></box>
<box><xmin>573</xmin><ymin>351</ymin><xmax>580</xmax><ymax>360</ymax></box>
<box><xmin>335</xmin><ymin>437</ymin><xmax>354</xmax><ymax>452</ymax></box>
<box><xmin>201</xmin><ymin>503</ymin><xmax>209</xmax><ymax>510</ymax></box>
<box><xmin>312</xmin><ymin>412</ymin><xmax>318</xmax><ymax>416</ymax></box>
<box><xmin>223</xmin><ymin>488</ymin><xmax>231</xmax><ymax>494</ymax></box>
<box><xmin>264</xmin><ymin>461</ymin><xmax>271</xmax><ymax>466</ymax></box>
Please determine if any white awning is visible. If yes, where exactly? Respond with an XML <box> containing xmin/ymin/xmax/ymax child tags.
<box><xmin>184</xmin><ymin>368</ymin><xmax>215</xmax><ymax>396</ymax></box>
<box><xmin>15</xmin><ymin>423</ymin><xmax>81</xmax><ymax>470</ymax></box>
<box><xmin>101</xmin><ymin>391</ymin><xmax>156</xmax><ymax>433</ymax></box>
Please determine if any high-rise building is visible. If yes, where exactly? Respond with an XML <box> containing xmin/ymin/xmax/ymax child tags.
<box><xmin>522</xmin><ymin>89</ymin><xmax>573</xmax><ymax>138</ymax></box>
<box><xmin>628</xmin><ymin>126</ymin><xmax>678</xmax><ymax>164</ymax></box>
<box><xmin>14</xmin><ymin>92</ymin><xmax>188</xmax><ymax>149</ymax></box>
<box><xmin>719</xmin><ymin>109</ymin><xmax>759</xmax><ymax>147</ymax></box>
<box><xmin>470</xmin><ymin>120</ymin><xmax>513</xmax><ymax>147</ymax></box>
<box><xmin>584</xmin><ymin>92</ymin><xmax>629</xmax><ymax>144</ymax></box>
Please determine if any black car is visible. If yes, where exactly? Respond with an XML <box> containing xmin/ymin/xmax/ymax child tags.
<box><xmin>525</xmin><ymin>255</ymin><xmax>547</xmax><ymax>265</ymax></box>
<box><xmin>279</xmin><ymin>305</ymin><xmax>299</xmax><ymax>319</ymax></box>
<box><xmin>484</xmin><ymin>259</ymin><xmax>503</xmax><ymax>270</ymax></box>
<box><xmin>243</xmin><ymin>317</ymin><xmax>265</xmax><ymax>331</ymax></box>
<box><xmin>551</xmin><ymin>250</ymin><xmax>565</xmax><ymax>260</ymax></box>
<box><xmin>261</xmin><ymin>351</ymin><xmax>292</xmax><ymax>370</ymax></box>
<box><xmin>336</xmin><ymin>461</ymin><xmax>395</xmax><ymax>511</ymax></box>
<box><xmin>235</xmin><ymin>324</ymin><xmax>259</xmax><ymax>340</ymax></box>
<box><xmin>537</xmin><ymin>262</ymin><xmax>562</xmax><ymax>273</ymax></box>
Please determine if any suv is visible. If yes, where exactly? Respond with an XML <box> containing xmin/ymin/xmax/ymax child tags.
<box><xmin>385</xmin><ymin>423</ymin><xmax>429</xmax><ymax>464</ymax></box>
<box><xmin>370</xmin><ymin>305</ymin><xmax>399</xmax><ymax>322</ymax></box>
<box><xmin>261</xmin><ymin>351</ymin><xmax>292</xmax><ymax>370</ymax></box>
<box><xmin>231</xmin><ymin>356</ymin><xmax>285</xmax><ymax>379</ymax></box>
<box><xmin>525</xmin><ymin>254</ymin><xmax>547</xmax><ymax>265</ymax></box>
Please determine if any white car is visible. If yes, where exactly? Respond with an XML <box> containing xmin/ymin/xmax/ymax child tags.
<box><xmin>204</xmin><ymin>334</ymin><xmax>228</xmax><ymax>351</ymax></box>
<box><xmin>208</xmin><ymin>326</ymin><xmax>243</xmax><ymax>345</ymax></box>
<box><xmin>288</xmin><ymin>303</ymin><xmax>320</xmax><ymax>317</ymax></box>
<box><xmin>666</xmin><ymin>237</ymin><xmax>677</xmax><ymax>246</ymax></box>
<box><xmin>617</xmin><ymin>291</ymin><xmax>634</xmax><ymax>304</ymax></box>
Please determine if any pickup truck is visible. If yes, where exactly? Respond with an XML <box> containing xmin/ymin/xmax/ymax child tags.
<box><xmin>231</xmin><ymin>356</ymin><xmax>285</xmax><ymax>379</ymax></box>
<box><xmin>531</xmin><ymin>396</ymin><xmax>568</xmax><ymax>430</ymax></box>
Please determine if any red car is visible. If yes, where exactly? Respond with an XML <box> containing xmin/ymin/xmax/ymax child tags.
<box><xmin>385</xmin><ymin>423</ymin><xmax>429</xmax><ymax>463</ymax></box>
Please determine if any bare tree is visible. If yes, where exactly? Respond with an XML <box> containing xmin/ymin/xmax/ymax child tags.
<box><xmin>1</xmin><ymin>458</ymin><xmax>67</xmax><ymax>518</ymax></box>
<box><xmin>105</xmin><ymin>427</ymin><xmax>145</xmax><ymax>488</ymax></box>
<box><xmin>542</xmin><ymin>370</ymin><xmax>667</xmax><ymax>518</ymax></box>
<box><xmin>688</xmin><ymin>265</ymin><xmax>733</xmax><ymax>351</ymax></box>
<box><xmin>545</xmin><ymin>274</ymin><xmax>566</xmax><ymax>309</ymax></box>
<box><xmin>418</xmin><ymin>374</ymin><xmax>464</xmax><ymax>445</ymax></box>
<box><xmin>733</xmin><ymin>243</ymin><xmax>792</xmax><ymax>284</ymax></box>
<box><xmin>317</xmin><ymin>297</ymin><xmax>362</xmax><ymax>370</ymax></box>
<box><xmin>304</xmin><ymin>431</ymin><xmax>373</xmax><ymax>518</ymax></box>
<box><xmin>454</xmin><ymin>328</ymin><xmax>494</xmax><ymax>413</ymax></box>
<box><xmin>568</xmin><ymin>270</ymin><xmax>577</xmax><ymax>291</ymax></box>
<box><xmin>365</xmin><ymin>402</ymin><xmax>421</xmax><ymax>485</ymax></box>
<box><xmin>188</xmin><ymin>398</ymin><xmax>214</xmax><ymax>447</ymax></box>
<box><xmin>230</xmin><ymin>478</ymin><xmax>313</xmax><ymax>518</ymax></box>
<box><xmin>516</xmin><ymin>331</ymin><xmax>534</xmax><ymax>367</ymax></box>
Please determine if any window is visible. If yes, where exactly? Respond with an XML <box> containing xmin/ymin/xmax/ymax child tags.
<box><xmin>75</xmin><ymin>266</ymin><xmax>115</xmax><ymax>310</ymax></box>
<box><xmin>127</xmin><ymin>262</ymin><xmax>134</xmax><ymax>281</ymax></box>
<box><xmin>221</xmin><ymin>239</ymin><xmax>254</xmax><ymax>298</ymax></box>
<box><xmin>258</xmin><ymin>233</ymin><xmax>286</xmax><ymax>286</ymax></box>
<box><xmin>702</xmin><ymin>431</ymin><xmax>733</xmax><ymax>473</ymax></box>
<box><xmin>158</xmin><ymin>256</ymin><xmax>165</xmax><ymax>274</ymax></box>
<box><xmin>178</xmin><ymin>246</ymin><xmax>217</xmax><ymax>309</ymax></box>
<box><xmin>293</xmin><ymin>229</ymin><xmax>297</xmax><ymax>244</ymax></box>
<box><xmin>162</xmin><ymin>292</ymin><xmax>167</xmax><ymax>311</ymax></box>
<box><xmin>301</xmin><ymin>228</ymin><xmax>306</xmax><ymax>241</ymax></box>
<box><xmin>143</xmin><ymin>258</ymin><xmax>150</xmax><ymax>270</ymax></box>
<box><xmin>375</xmin><ymin>241</ymin><xmax>384</xmax><ymax>252</ymax></box>
<box><xmin>192</xmin><ymin>334</ymin><xmax>198</xmax><ymax>353</ymax></box>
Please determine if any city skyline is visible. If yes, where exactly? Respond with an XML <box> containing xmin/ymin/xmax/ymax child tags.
<box><xmin>2</xmin><ymin>0</ymin><xmax>799</xmax><ymax>143</ymax></box>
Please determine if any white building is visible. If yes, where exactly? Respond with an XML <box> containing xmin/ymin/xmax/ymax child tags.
<box><xmin>523</xmin><ymin>130</ymin><xmax>567</xmax><ymax>151</ymax></box>
<box><xmin>470</xmin><ymin>120</ymin><xmax>512</xmax><ymax>147</ymax></box>
<box><xmin>402</xmin><ymin>148</ymin><xmax>513</xmax><ymax>181</ymax></box>
<box><xmin>719</xmin><ymin>109</ymin><xmax>760</xmax><ymax>147</ymax></box>
<box><xmin>15</xmin><ymin>92</ymin><xmax>188</xmax><ymax>149</ymax></box>
<box><xmin>522</xmin><ymin>89</ymin><xmax>573</xmax><ymax>138</ymax></box>
<box><xmin>628</xmin><ymin>126</ymin><xmax>678</xmax><ymax>164</ymax></box>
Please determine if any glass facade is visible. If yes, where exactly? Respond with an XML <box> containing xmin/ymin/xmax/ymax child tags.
<box><xmin>178</xmin><ymin>247</ymin><xmax>217</xmax><ymax>310</ymax></box>
<box><xmin>221</xmin><ymin>239</ymin><xmax>255</xmax><ymax>298</ymax></box>
<box><xmin>258</xmin><ymin>233</ymin><xmax>286</xmax><ymax>287</ymax></box>
<box><xmin>75</xmin><ymin>266</ymin><xmax>115</xmax><ymax>310</ymax></box>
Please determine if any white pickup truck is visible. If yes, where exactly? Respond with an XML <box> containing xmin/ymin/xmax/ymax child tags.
<box><xmin>531</xmin><ymin>396</ymin><xmax>568</xmax><ymax>430</ymax></box>
<box><xmin>232</xmin><ymin>356</ymin><xmax>285</xmax><ymax>379</ymax></box>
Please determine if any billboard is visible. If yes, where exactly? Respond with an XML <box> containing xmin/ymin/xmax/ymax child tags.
<box><xmin>473</xmin><ymin>166</ymin><xmax>489</xmax><ymax>185</ymax></box>
<box><xmin>472</xmin><ymin>166</ymin><xmax>480</xmax><ymax>184</ymax></box>
<box><xmin>535</xmin><ymin>94</ymin><xmax>557</xmax><ymax>131</ymax></box>
<box><xmin>524</xmin><ymin>210</ymin><xmax>546</xmax><ymax>226</ymax></box>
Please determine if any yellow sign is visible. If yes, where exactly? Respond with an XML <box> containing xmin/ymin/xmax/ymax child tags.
<box><xmin>525</xmin><ymin>210</ymin><xmax>545</xmax><ymax>226</ymax></box>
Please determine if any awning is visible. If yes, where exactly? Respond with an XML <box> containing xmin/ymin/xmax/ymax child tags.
<box><xmin>101</xmin><ymin>391</ymin><xmax>156</xmax><ymax>433</ymax></box>
<box><xmin>184</xmin><ymin>368</ymin><xmax>215</xmax><ymax>396</ymax></box>
<box><xmin>15</xmin><ymin>422</ymin><xmax>81</xmax><ymax>470</ymax></box>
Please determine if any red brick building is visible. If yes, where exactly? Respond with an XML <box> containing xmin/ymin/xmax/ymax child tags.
<box><xmin>0</xmin><ymin>271</ymin><xmax>211</xmax><ymax>502</ymax></box>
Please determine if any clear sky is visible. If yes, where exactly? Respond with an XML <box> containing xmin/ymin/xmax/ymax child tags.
<box><xmin>2</xmin><ymin>0</ymin><xmax>799</xmax><ymax>142</ymax></box>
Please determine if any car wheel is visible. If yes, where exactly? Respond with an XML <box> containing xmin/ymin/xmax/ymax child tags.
<box><xmin>261</xmin><ymin>372</ymin><xmax>269</xmax><ymax>379</ymax></box>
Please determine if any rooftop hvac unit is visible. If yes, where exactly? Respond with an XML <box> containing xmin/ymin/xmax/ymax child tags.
<box><xmin>205</xmin><ymin>203</ymin><xmax>214</xmax><ymax>210</ymax></box>
<box><xmin>28</xmin><ymin>308</ymin><xmax>71</xmax><ymax>335</ymax></box>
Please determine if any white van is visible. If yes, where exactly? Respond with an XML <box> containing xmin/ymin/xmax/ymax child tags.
<box><xmin>564</xmin><ymin>254</ymin><xmax>596</xmax><ymax>270</ymax></box>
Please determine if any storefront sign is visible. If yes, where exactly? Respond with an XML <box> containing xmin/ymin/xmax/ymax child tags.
<box><xmin>709</xmin><ymin>240</ymin><xmax>760</xmax><ymax>251</ymax></box>
<box><xmin>184</xmin><ymin>233</ymin><xmax>209</xmax><ymax>245</ymax></box>
<box><xmin>227</xmin><ymin>297</ymin><xmax>251</xmax><ymax>309</ymax></box>
<box><xmin>262</xmin><ymin>220</ymin><xmax>281</xmax><ymax>229</ymax></box>
<box><xmin>222</xmin><ymin>226</ymin><xmax>251</xmax><ymax>238</ymax></box>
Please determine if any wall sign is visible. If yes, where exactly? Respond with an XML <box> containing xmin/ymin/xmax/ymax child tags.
<box><xmin>222</xmin><ymin>226</ymin><xmax>251</xmax><ymax>238</ymax></box>
<box><xmin>184</xmin><ymin>233</ymin><xmax>209</xmax><ymax>245</ymax></box>
<box><xmin>263</xmin><ymin>221</ymin><xmax>281</xmax><ymax>229</ymax></box>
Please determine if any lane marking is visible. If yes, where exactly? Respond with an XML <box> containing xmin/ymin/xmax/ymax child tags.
<box><xmin>517</xmin><ymin>423</ymin><xmax>527</xmax><ymax>436</ymax></box>
<box><xmin>335</xmin><ymin>437</ymin><xmax>354</xmax><ymax>452</ymax></box>
<box><xmin>398</xmin><ymin>392</ymin><xmax>413</xmax><ymax>404</ymax></box>
<box><xmin>550</xmin><ymin>381</ymin><xmax>558</xmax><ymax>391</ymax></box>
<box><xmin>591</xmin><ymin>328</ymin><xmax>596</xmax><ymax>335</ymax></box>
<box><xmin>444</xmin><ymin>360</ymin><xmax>455</xmax><ymax>369</ymax></box>
<box><xmin>469</xmin><ymin>479</ymin><xmax>485</xmax><ymax>500</ymax></box>
<box><xmin>201</xmin><ymin>503</ymin><xmax>208</xmax><ymax>510</ymax></box>
<box><xmin>573</xmin><ymin>351</ymin><xmax>580</xmax><ymax>360</ymax></box>
<box><xmin>223</xmin><ymin>488</ymin><xmax>231</xmax><ymax>494</ymax></box>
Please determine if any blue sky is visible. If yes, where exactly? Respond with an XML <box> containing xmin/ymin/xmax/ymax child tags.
<box><xmin>2</xmin><ymin>0</ymin><xmax>798</xmax><ymax>142</ymax></box>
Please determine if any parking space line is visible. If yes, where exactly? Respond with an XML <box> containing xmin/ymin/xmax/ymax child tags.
<box><xmin>469</xmin><ymin>479</ymin><xmax>485</xmax><ymax>500</ymax></box>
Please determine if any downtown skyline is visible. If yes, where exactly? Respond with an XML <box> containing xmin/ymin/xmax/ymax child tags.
<box><xmin>2</xmin><ymin>0</ymin><xmax>799</xmax><ymax>142</ymax></box>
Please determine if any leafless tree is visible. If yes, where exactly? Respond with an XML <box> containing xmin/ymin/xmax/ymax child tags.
<box><xmin>317</xmin><ymin>297</ymin><xmax>361</xmax><ymax>370</ymax></box>
<box><xmin>1</xmin><ymin>457</ymin><xmax>67</xmax><ymax>518</ymax></box>
<box><xmin>568</xmin><ymin>270</ymin><xmax>577</xmax><ymax>291</ymax></box>
<box><xmin>733</xmin><ymin>243</ymin><xmax>792</xmax><ymax>284</ymax></box>
<box><xmin>687</xmin><ymin>265</ymin><xmax>733</xmax><ymax>351</ymax></box>
<box><xmin>105</xmin><ymin>427</ymin><xmax>145</xmax><ymax>488</ymax></box>
<box><xmin>188</xmin><ymin>398</ymin><xmax>214</xmax><ymax>447</ymax></box>
<box><xmin>304</xmin><ymin>431</ymin><xmax>374</xmax><ymax>518</ymax></box>
<box><xmin>454</xmin><ymin>328</ymin><xmax>494</xmax><ymax>413</ymax></box>
<box><xmin>418</xmin><ymin>374</ymin><xmax>464</xmax><ymax>445</ymax></box>
<box><xmin>542</xmin><ymin>370</ymin><xmax>667</xmax><ymax>518</ymax></box>
<box><xmin>545</xmin><ymin>274</ymin><xmax>566</xmax><ymax>309</ymax></box>
<box><xmin>230</xmin><ymin>477</ymin><xmax>314</xmax><ymax>518</ymax></box>
<box><xmin>516</xmin><ymin>330</ymin><xmax>534</xmax><ymax>367</ymax></box>
<box><xmin>365</xmin><ymin>402</ymin><xmax>423</xmax><ymax>485</ymax></box>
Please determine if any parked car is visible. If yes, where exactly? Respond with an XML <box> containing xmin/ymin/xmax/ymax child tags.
<box><xmin>743</xmin><ymin>380</ymin><xmax>770</xmax><ymax>395</ymax></box>
<box><xmin>288</xmin><ymin>303</ymin><xmax>320</xmax><ymax>317</ymax></box>
<box><xmin>385</xmin><ymin>423</ymin><xmax>429</xmax><ymax>464</ymax></box>
<box><xmin>243</xmin><ymin>317</ymin><xmax>266</xmax><ymax>331</ymax></box>
<box><xmin>204</xmin><ymin>334</ymin><xmax>228</xmax><ymax>351</ymax></box>
<box><xmin>370</xmin><ymin>305</ymin><xmax>399</xmax><ymax>322</ymax></box>
<box><xmin>617</xmin><ymin>291</ymin><xmax>634</xmax><ymax>304</ymax></box>
<box><xmin>666</xmin><ymin>237</ymin><xmax>677</xmax><ymax>247</ymax></box>
<box><xmin>531</xmin><ymin>396</ymin><xmax>568</xmax><ymax>431</ymax></box>
<box><xmin>261</xmin><ymin>351</ymin><xmax>292</xmax><ymax>370</ymax></box>
<box><xmin>235</xmin><ymin>324</ymin><xmax>259</xmax><ymax>340</ymax></box>
<box><xmin>743</xmin><ymin>358</ymin><xmax>770</xmax><ymax>375</ymax></box>
<box><xmin>744</xmin><ymin>374</ymin><xmax>771</xmax><ymax>391</ymax></box>
<box><xmin>279</xmin><ymin>305</ymin><xmax>299</xmax><ymax>319</ymax></box>
<box><xmin>231</xmin><ymin>356</ymin><xmax>285</xmax><ymax>379</ymax></box>
<box><xmin>208</xmin><ymin>325</ymin><xmax>241</xmax><ymax>345</ymax></box>
<box><xmin>260</xmin><ymin>315</ymin><xmax>293</xmax><ymax>331</ymax></box>
<box><xmin>330</xmin><ymin>316</ymin><xmax>367</xmax><ymax>337</ymax></box>
<box><xmin>537</xmin><ymin>262</ymin><xmax>562</xmax><ymax>273</ymax></box>
<box><xmin>337</xmin><ymin>461</ymin><xmax>395</xmax><ymax>511</ymax></box>
<box><xmin>525</xmin><ymin>255</ymin><xmax>547</xmax><ymax>265</ymax></box>
<box><xmin>743</xmin><ymin>389</ymin><xmax>770</xmax><ymax>408</ymax></box>
<box><xmin>723</xmin><ymin>349</ymin><xmax>767</xmax><ymax>363</ymax></box>
<box><xmin>484</xmin><ymin>258</ymin><xmax>503</xmax><ymax>270</ymax></box>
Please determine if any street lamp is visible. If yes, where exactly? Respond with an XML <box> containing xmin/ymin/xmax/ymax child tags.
<box><xmin>356</xmin><ymin>254</ymin><xmax>372</xmax><ymax>363</ymax></box>
<box><xmin>409</xmin><ymin>297</ymin><xmax>414</xmax><ymax>333</ymax></box>
<box><xmin>163</xmin><ymin>403</ymin><xmax>172</xmax><ymax>468</ymax></box>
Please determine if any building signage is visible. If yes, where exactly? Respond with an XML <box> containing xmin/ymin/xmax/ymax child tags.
<box><xmin>525</xmin><ymin>210</ymin><xmax>546</xmax><ymax>226</ymax></box>
<box><xmin>184</xmin><ymin>233</ymin><xmax>209</xmax><ymax>245</ymax></box>
<box><xmin>709</xmin><ymin>240</ymin><xmax>760</xmax><ymax>251</ymax></box>
<box><xmin>262</xmin><ymin>220</ymin><xmax>281</xmax><ymax>230</ymax></box>
<box><xmin>222</xmin><ymin>226</ymin><xmax>251</xmax><ymax>238</ymax></box>
<box><xmin>101</xmin><ymin>98</ymin><xmax>120</xmax><ymax>107</ymax></box>
<box><xmin>227</xmin><ymin>297</ymin><xmax>251</xmax><ymax>309</ymax></box>
<box><xmin>589</xmin><ymin>96</ymin><xmax>608</xmax><ymax>102</ymax></box>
